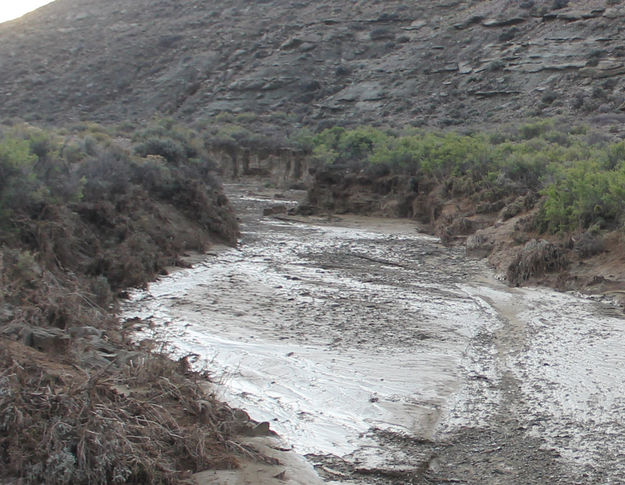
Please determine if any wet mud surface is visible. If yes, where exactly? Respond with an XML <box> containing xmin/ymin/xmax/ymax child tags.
<box><xmin>125</xmin><ymin>183</ymin><xmax>625</xmax><ymax>484</ymax></box>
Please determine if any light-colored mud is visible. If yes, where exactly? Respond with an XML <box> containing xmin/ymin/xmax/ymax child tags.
<box><xmin>124</xmin><ymin>183</ymin><xmax>625</xmax><ymax>484</ymax></box>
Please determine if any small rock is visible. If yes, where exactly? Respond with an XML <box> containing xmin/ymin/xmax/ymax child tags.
<box><xmin>458</xmin><ymin>62</ymin><xmax>473</xmax><ymax>74</ymax></box>
<box><xmin>453</xmin><ymin>15</ymin><xmax>484</xmax><ymax>29</ymax></box>
<box><xmin>68</xmin><ymin>326</ymin><xmax>103</xmax><ymax>338</ymax></box>
<box><xmin>252</xmin><ymin>421</ymin><xmax>272</xmax><ymax>436</ymax></box>
<box><xmin>584</xmin><ymin>9</ymin><xmax>605</xmax><ymax>18</ymax></box>
<box><xmin>557</xmin><ymin>10</ymin><xmax>584</xmax><ymax>21</ymax></box>
<box><xmin>263</xmin><ymin>204</ymin><xmax>288</xmax><ymax>216</ymax></box>
<box><xmin>299</xmin><ymin>42</ymin><xmax>316</xmax><ymax>52</ymax></box>
<box><xmin>369</xmin><ymin>28</ymin><xmax>395</xmax><ymax>41</ymax></box>
<box><xmin>404</xmin><ymin>19</ymin><xmax>427</xmax><ymax>31</ymax></box>
<box><xmin>273</xmin><ymin>471</ymin><xmax>287</xmax><ymax>480</ymax></box>
<box><xmin>28</xmin><ymin>327</ymin><xmax>69</xmax><ymax>353</ymax></box>
<box><xmin>482</xmin><ymin>17</ymin><xmax>526</xmax><ymax>27</ymax></box>
<box><xmin>280</xmin><ymin>37</ymin><xmax>303</xmax><ymax>50</ymax></box>
<box><xmin>603</xmin><ymin>8</ymin><xmax>624</xmax><ymax>19</ymax></box>
<box><xmin>237</xmin><ymin>421</ymin><xmax>276</xmax><ymax>437</ymax></box>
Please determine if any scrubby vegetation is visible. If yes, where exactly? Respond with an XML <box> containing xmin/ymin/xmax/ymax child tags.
<box><xmin>0</xmin><ymin>120</ymin><xmax>238</xmax><ymax>288</ymax></box>
<box><xmin>296</xmin><ymin>119</ymin><xmax>625</xmax><ymax>235</ymax></box>
<box><xmin>4</xmin><ymin>113</ymin><xmax>625</xmax><ymax>481</ymax></box>
<box><xmin>195</xmin><ymin>111</ymin><xmax>298</xmax><ymax>151</ymax></box>
<box><xmin>0</xmin><ymin>344</ymin><xmax>240</xmax><ymax>484</ymax></box>
<box><xmin>0</xmin><ymin>120</ymin><xmax>242</xmax><ymax>484</ymax></box>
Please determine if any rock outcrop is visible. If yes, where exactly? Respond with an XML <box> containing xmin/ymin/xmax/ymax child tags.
<box><xmin>209</xmin><ymin>145</ymin><xmax>313</xmax><ymax>188</ymax></box>
<box><xmin>1</xmin><ymin>0</ymin><xmax>625</xmax><ymax>130</ymax></box>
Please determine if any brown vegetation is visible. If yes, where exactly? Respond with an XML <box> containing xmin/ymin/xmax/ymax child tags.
<box><xmin>506</xmin><ymin>239</ymin><xmax>568</xmax><ymax>286</ymax></box>
<box><xmin>0</xmin><ymin>341</ymin><xmax>239</xmax><ymax>484</ymax></box>
<box><xmin>0</xmin><ymin>121</ymin><xmax>248</xmax><ymax>484</ymax></box>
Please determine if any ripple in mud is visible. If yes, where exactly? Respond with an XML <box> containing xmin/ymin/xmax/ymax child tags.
<box><xmin>124</xmin><ymin>185</ymin><xmax>625</xmax><ymax>484</ymax></box>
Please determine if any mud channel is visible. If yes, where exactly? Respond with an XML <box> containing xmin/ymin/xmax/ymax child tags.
<box><xmin>124</xmin><ymin>183</ymin><xmax>625</xmax><ymax>484</ymax></box>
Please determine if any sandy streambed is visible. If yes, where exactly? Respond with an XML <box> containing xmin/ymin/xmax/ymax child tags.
<box><xmin>123</xmin><ymin>184</ymin><xmax>625</xmax><ymax>484</ymax></box>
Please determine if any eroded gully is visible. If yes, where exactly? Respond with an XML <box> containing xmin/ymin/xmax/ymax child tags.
<box><xmin>123</xmin><ymin>183</ymin><xmax>625</xmax><ymax>484</ymax></box>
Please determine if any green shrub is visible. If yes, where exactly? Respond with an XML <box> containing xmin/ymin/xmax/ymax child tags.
<box><xmin>133</xmin><ymin>118</ymin><xmax>202</xmax><ymax>161</ymax></box>
<box><xmin>290</xmin><ymin>128</ymin><xmax>315</xmax><ymax>152</ymax></box>
<box><xmin>302</xmin><ymin>118</ymin><xmax>625</xmax><ymax>235</ymax></box>
<box><xmin>0</xmin><ymin>136</ymin><xmax>42</xmax><ymax>220</ymax></box>
<box><xmin>519</xmin><ymin>119</ymin><xmax>553</xmax><ymax>140</ymax></box>
<box><xmin>62</xmin><ymin>143</ymin><xmax>86</xmax><ymax>164</ymax></box>
<box><xmin>234</xmin><ymin>112</ymin><xmax>258</xmax><ymax>123</ymax></box>
<box><xmin>135</xmin><ymin>137</ymin><xmax>186</xmax><ymax>164</ymax></box>
<box><xmin>539</xmin><ymin>161</ymin><xmax>625</xmax><ymax>232</ymax></box>
<box><xmin>335</xmin><ymin>126</ymin><xmax>389</xmax><ymax>162</ymax></box>
<box><xmin>205</xmin><ymin>123</ymin><xmax>257</xmax><ymax>147</ymax></box>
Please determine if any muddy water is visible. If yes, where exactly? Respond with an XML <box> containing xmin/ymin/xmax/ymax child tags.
<box><xmin>124</xmin><ymin>184</ymin><xmax>625</xmax><ymax>484</ymax></box>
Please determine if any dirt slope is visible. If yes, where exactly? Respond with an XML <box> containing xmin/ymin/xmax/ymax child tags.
<box><xmin>2</xmin><ymin>0</ymin><xmax>625</xmax><ymax>129</ymax></box>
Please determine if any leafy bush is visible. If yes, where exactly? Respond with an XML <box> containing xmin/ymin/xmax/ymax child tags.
<box><xmin>539</xmin><ymin>161</ymin><xmax>625</xmax><ymax>232</ymax></box>
<box><xmin>204</xmin><ymin>122</ymin><xmax>258</xmax><ymax>148</ymax></box>
<box><xmin>133</xmin><ymin>119</ymin><xmax>202</xmax><ymax>164</ymax></box>
<box><xmin>519</xmin><ymin>119</ymin><xmax>553</xmax><ymax>140</ymax></box>
<box><xmin>0</xmin><ymin>135</ymin><xmax>48</xmax><ymax>222</ymax></box>
<box><xmin>0</xmin><ymin>136</ymin><xmax>38</xmax><ymax>186</ymax></box>
<box><xmin>300</xmin><ymin>118</ymin><xmax>625</xmax><ymax>235</ymax></box>
<box><xmin>134</xmin><ymin>137</ymin><xmax>186</xmax><ymax>164</ymax></box>
<box><xmin>0</xmin><ymin>120</ymin><xmax>238</xmax><ymax>283</ymax></box>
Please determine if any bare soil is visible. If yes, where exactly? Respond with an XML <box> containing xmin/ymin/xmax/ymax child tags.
<box><xmin>4</xmin><ymin>0</ymin><xmax>625</xmax><ymax>133</ymax></box>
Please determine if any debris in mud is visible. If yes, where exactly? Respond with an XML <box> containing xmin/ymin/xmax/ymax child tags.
<box><xmin>572</xmin><ymin>231</ymin><xmax>606</xmax><ymax>258</ymax></box>
<box><xmin>466</xmin><ymin>231</ymin><xmax>495</xmax><ymax>259</ymax></box>
<box><xmin>506</xmin><ymin>239</ymin><xmax>568</xmax><ymax>286</ymax></box>
<box><xmin>263</xmin><ymin>204</ymin><xmax>289</xmax><ymax>216</ymax></box>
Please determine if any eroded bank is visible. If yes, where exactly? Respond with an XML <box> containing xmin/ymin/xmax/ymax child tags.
<box><xmin>124</xmin><ymin>183</ymin><xmax>625</xmax><ymax>484</ymax></box>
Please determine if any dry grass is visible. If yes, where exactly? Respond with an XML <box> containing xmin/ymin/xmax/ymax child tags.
<box><xmin>0</xmin><ymin>341</ymin><xmax>241</xmax><ymax>484</ymax></box>
<box><xmin>507</xmin><ymin>239</ymin><xmax>568</xmax><ymax>286</ymax></box>
<box><xmin>0</xmin><ymin>125</ymin><xmax>249</xmax><ymax>484</ymax></box>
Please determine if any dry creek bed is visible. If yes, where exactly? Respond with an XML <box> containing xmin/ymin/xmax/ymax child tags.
<box><xmin>124</xmin><ymin>183</ymin><xmax>625</xmax><ymax>484</ymax></box>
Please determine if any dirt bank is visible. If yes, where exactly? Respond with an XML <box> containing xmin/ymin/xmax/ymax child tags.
<box><xmin>0</xmin><ymin>128</ymin><xmax>278</xmax><ymax>484</ymax></box>
<box><xmin>298</xmin><ymin>166</ymin><xmax>625</xmax><ymax>307</ymax></box>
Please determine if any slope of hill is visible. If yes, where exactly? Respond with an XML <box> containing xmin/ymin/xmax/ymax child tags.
<box><xmin>4</xmin><ymin>1</ymin><xmax>625</xmax><ymax>483</ymax></box>
<box><xmin>2</xmin><ymin>0</ymin><xmax>625</xmax><ymax>129</ymax></box>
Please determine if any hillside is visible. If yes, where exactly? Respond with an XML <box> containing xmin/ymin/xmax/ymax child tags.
<box><xmin>5</xmin><ymin>1</ymin><xmax>625</xmax><ymax>483</ymax></box>
<box><xmin>2</xmin><ymin>0</ymin><xmax>625</xmax><ymax>130</ymax></box>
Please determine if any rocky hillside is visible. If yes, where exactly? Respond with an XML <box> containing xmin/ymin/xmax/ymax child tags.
<box><xmin>2</xmin><ymin>0</ymin><xmax>625</xmax><ymax>129</ymax></box>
